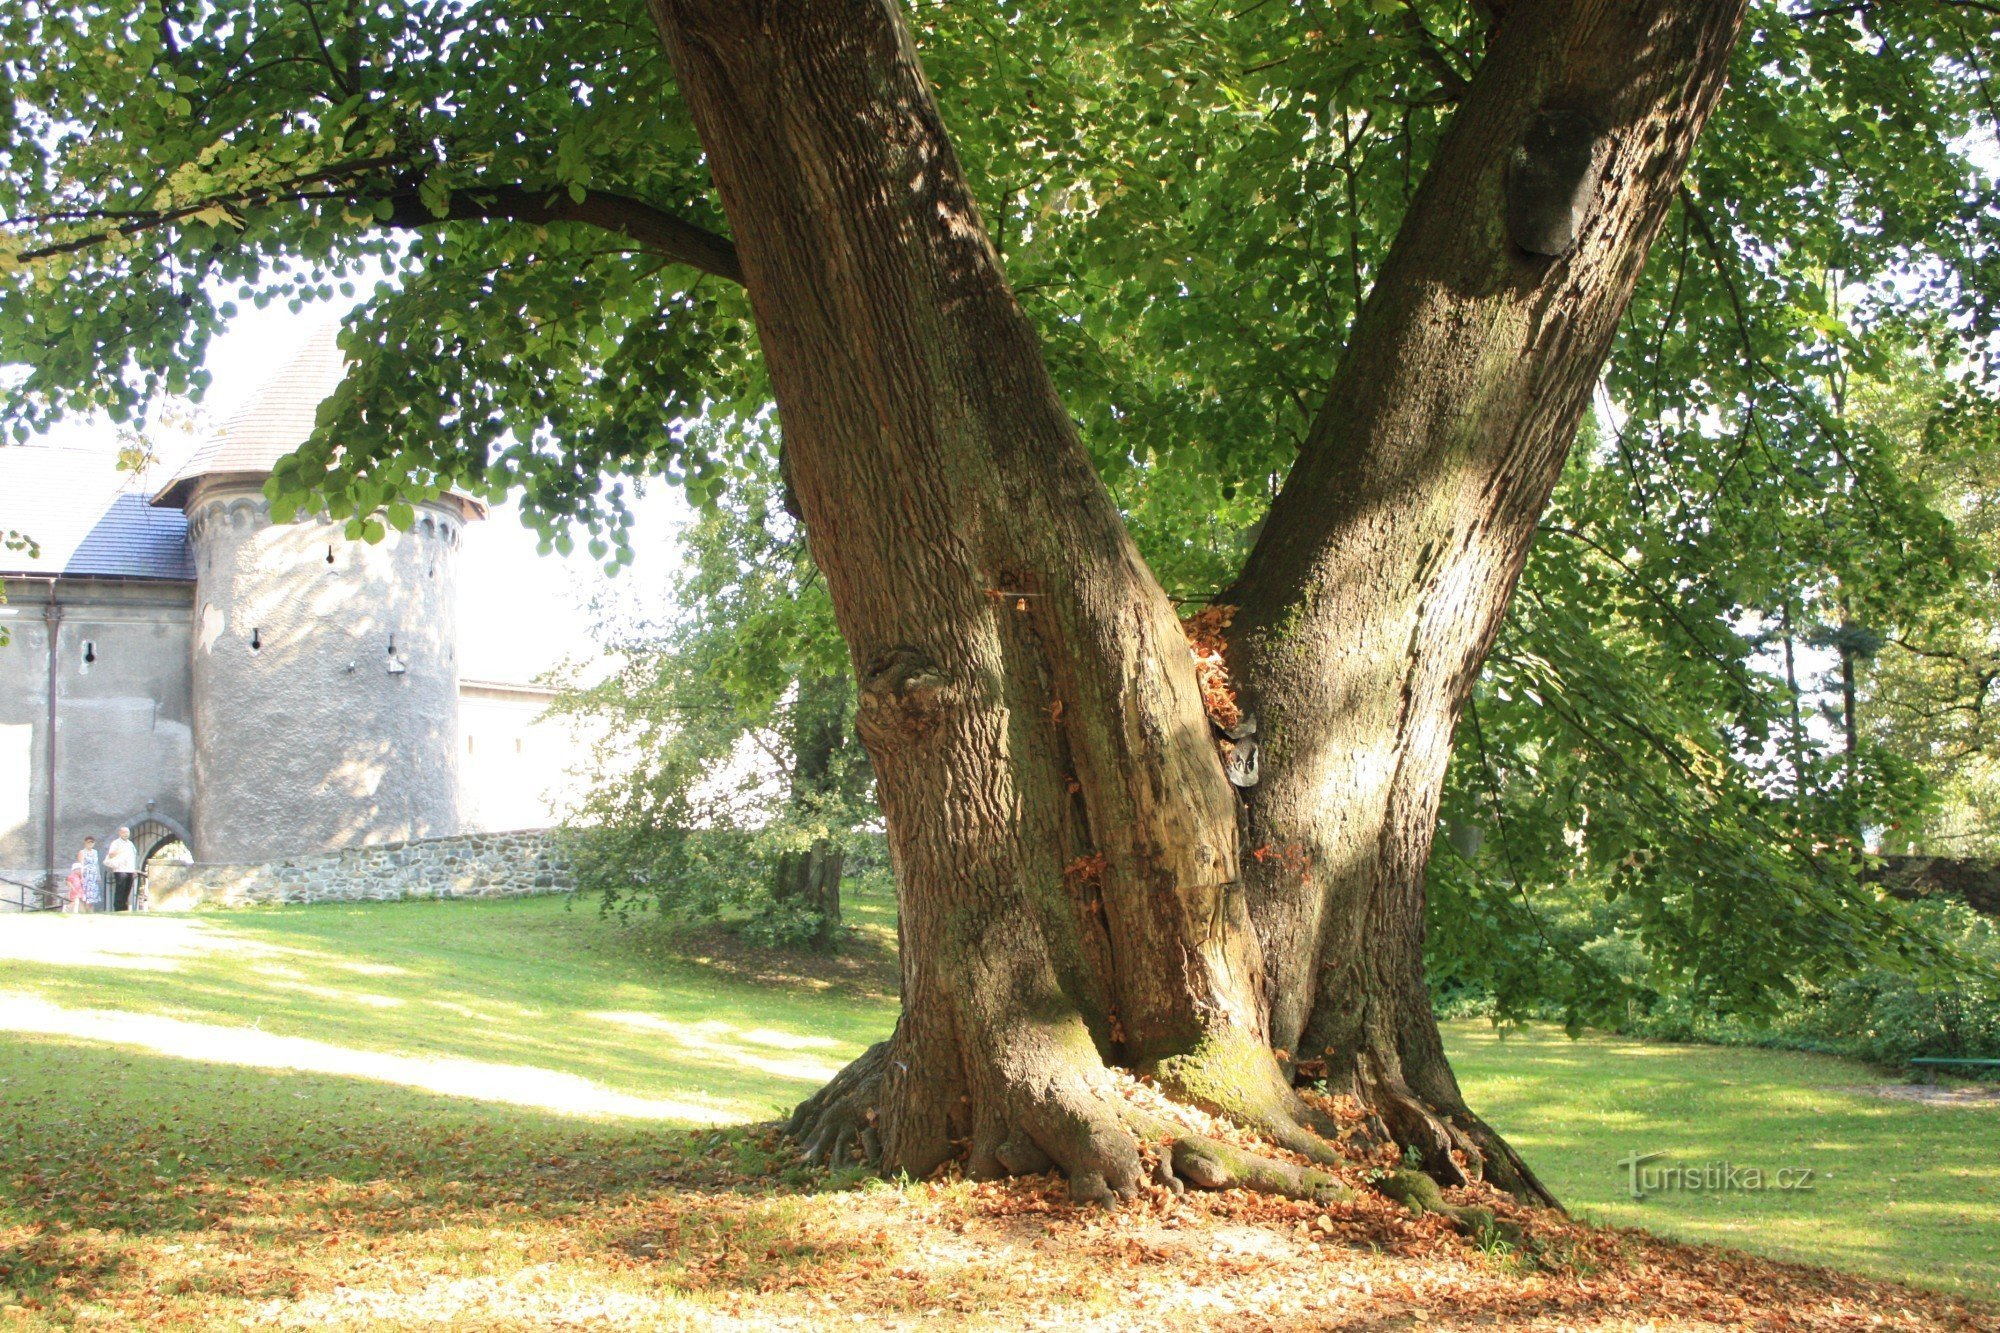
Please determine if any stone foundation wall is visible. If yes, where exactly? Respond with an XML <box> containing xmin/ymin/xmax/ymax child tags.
<box><xmin>146</xmin><ymin>829</ymin><xmax>572</xmax><ymax>910</ymax></box>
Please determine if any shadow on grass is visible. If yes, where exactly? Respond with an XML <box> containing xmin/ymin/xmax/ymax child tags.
<box><xmin>1445</xmin><ymin>1020</ymin><xmax>2000</xmax><ymax>1302</ymax></box>
<box><xmin>0</xmin><ymin>1036</ymin><xmax>831</xmax><ymax>1289</ymax></box>
<box><xmin>657</xmin><ymin>920</ymin><xmax>900</xmax><ymax>1002</ymax></box>
<box><xmin>0</xmin><ymin>895</ymin><xmax>911</xmax><ymax>1316</ymax></box>
<box><xmin>4</xmin><ymin>1021</ymin><xmax>1997</xmax><ymax>1327</ymax></box>
<box><xmin>0</xmin><ymin>896</ymin><xmax>898</xmax><ymax>1126</ymax></box>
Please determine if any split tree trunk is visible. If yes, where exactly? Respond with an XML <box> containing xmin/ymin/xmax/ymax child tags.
<box><xmin>649</xmin><ymin>0</ymin><xmax>1747</xmax><ymax>1203</ymax></box>
<box><xmin>1227</xmin><ymin>0</ymin><xmax>1746</xmax><ymax>1202</ymax></box>
<box><xmin>655</xmin><ymin>0</ymin><xmax>1292</xmax><ymax>1201</ymax></box>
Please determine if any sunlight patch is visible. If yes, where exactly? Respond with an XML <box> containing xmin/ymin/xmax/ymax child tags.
<box><xmin>0</xmin><ymin>917</ymin><xmax>285</xmax><ymax>972</ymax></box>
<box><xmin>591</xmin><ymin>1012</ymin><xmax>846</xmax><ymax>1082</ymax></box>
<box><xmin>737</xmin><ymin>1026</ymin><xmax>841</xmax><ymax>1051</ymax></box>
<box><xmin>264</xmin><ymin>978</ymin><xmax>405</xmax><ymax>1008</ymax></box>
<box><xmin>335</xmin><ymin>960</ymin><xmax>410</xmax><ymax>977</ymax></box>
<box><xmin>0</xmin><ymin>991</ymin><xmax>740</xmax><ymax>1124</ymax></box>
<box><xmin>261</xmin><ymin>1276</ymin><xmax>696</xmax><ymax>1327</ymax></box>
<box><xmin>428</xmin><ymin>999</ymin><xmax>498</xmax><ymax>1021</ymax></box>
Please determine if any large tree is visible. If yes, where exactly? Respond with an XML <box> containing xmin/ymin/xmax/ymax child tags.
<box><xmin>6</xmin><ymin>0</ymin><xmax>1996</xmax><ymax>1205</ymax></box>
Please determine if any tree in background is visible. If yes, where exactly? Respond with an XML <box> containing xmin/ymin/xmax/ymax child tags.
<box><xmin>1860</xmin><ymin>365</ymin><xmax>2000</xmax><ymax>857</ymax></box>
<box><xmin>7</xmin><ymin>0</ymin><xmax>1998</xmax><ymax>1207</ymax></box>
<box><xmin>557</xmin><ymin>471</ymin><xmax>870</xmax><ymax>952</ymax></box>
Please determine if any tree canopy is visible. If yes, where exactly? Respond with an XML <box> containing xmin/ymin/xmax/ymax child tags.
<box><xmin>4</xmin><ymin>4</ymin><xmax>1991</xmax><ymax>539</ymax></box>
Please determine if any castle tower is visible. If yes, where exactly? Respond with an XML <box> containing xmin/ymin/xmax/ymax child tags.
<box><xmin>152</xmin><ymin>327</ymin><xmax>485</xmax><ymax>864</ymax></box>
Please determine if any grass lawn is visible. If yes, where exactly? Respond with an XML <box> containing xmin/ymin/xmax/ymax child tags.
<box><xmin>1447</xmin><ymin>1021</ymin><xmax>2000</xmax><ymax>1303</ymax></box>
<box><xmin>0</xmin><ymin>890</ymin><xmax>1993</xmax><ymax>1327</ymax></box>
<box><xmin>0</xmin><ymin>892</ymin><xmax>900</xmax><ymax>1128</ymax></box>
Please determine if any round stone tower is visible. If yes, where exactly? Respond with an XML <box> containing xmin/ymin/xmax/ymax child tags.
<box><xmin>153</xmin><ymin>326</ymin><xmax>485</xmax><ymax>864</ymax></box>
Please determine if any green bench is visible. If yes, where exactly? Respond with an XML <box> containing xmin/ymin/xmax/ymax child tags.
<box><xmin>1910</xmin><ymin>1056</ymin><xmax>2000</xmax><ymax>1084</ymax></box>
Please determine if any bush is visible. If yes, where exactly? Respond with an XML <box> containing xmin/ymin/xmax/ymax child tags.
<box><xmin>1612</xmin><ymin>898</ymin><xmax>2000</xmax><ymax>1072</ymax></box>
<box><xmin>565</xmin><ymin>809</ymin><xmax>876</xmax><ymax>949</ymax></box>
<box><xmin>1440</xmin><ymin>891</ymin><xmax>2000</xmax><ymax>1077</ymax></box>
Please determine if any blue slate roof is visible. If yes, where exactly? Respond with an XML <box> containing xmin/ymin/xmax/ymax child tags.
<box><xmin>0</xmin><ymin>445</ymin><xmax>195</xmax><ymax>582</ymax></box>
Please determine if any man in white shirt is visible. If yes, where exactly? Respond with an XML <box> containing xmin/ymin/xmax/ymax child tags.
<box><xmin>103</xmin><ymin>828</ymin><xmax>138</xmax><ymax>912</ymax></box>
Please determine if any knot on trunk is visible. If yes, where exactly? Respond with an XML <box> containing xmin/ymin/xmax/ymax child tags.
<box><xmin>856</xmin><ymin>647</ymin><xmax>951</xmax><ymax>747</ymax></box>
<box><xmin>1505</xmin><ymin>106</ymin><xmax>1608</xmax><ymax>257</ymax></box>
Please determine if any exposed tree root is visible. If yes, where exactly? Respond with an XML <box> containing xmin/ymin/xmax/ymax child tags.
<box><xmin>1353</xmin><ymin>1052</ymin><xmax>1563</xmax><ymax>1212</ymax></box>
<box><xmin>1374</xmin><ymin>1167</ymin><xmax>1523</xmax><ymax>1248</ymax></box>
<box><xmin>1168</xmin><ymin>1136</ymin><xmax>1348</xmax><ymax>1202</ymax></box>
<box><xmin>791</xmin><ymin>1028</ymin><xmax>1558</xmax><ymax>1227</ymax></box>
<box><xmin>788</xmin><ymin>1040</ymin><xmax>889</xmax><ymax>1169</ymax></box>
<box><xmin>791</xmin><ymin>1038</ymin><xmax>1351</xmax><ymax>1210</ymax></box>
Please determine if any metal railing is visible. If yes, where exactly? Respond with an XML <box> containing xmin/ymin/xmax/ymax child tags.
<box><xmin>0</xmin><ymin>870</ymin><xmax>56</xmax><ymax>913</ymax></box>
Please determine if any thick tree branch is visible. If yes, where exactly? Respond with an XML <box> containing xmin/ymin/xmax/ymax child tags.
<box><xmin>12</xmin><ymin>175</ymin><xmax>742</xmax><ymax>285</ymax></box>
<box><xmin>380</xmin><ymin>183</ymin><xmax>743</xmax><ymax>283</ymax></box>
<box><xmin>1217</xmin><ymin>0</ymin><xmax>1750</xmax><ymax>1191</ymax></box>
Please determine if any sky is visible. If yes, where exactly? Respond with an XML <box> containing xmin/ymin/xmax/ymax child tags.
<box><xmin>169</xmin><ymin>305</ymin><xmax>690</xmax><ymax>686</ymax></box>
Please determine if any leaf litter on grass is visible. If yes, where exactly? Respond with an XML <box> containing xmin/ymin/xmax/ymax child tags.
<box><xmin>3</xmin><ymin>1115</ymin><xmax>1995</xmax><ymax>1330</ymax></box>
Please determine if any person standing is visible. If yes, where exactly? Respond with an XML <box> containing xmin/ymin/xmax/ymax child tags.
<box><xmin>63</xmin><ymin>854</ymin><xmax>87</xmax><ymax>914</ymax></box>
<box><xmin>79</xmin><ymin>836</ymin><xmax>101</xmax><ymax>913</ymax></box>
<box><xmin>104</xmin><ymin>827</ymin><xmax>137</xmax><ymax>912</ymax></box>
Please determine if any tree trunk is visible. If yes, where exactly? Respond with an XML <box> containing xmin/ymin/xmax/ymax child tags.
<box><xmin>649</xmin><ymin>0</ymin><xmax>1747</xmax><ymax>1205</ymax></box>
<box><xmin>1226</xmin><ymin>0</ymin><xmax>1746</xmax><ymax>1201</ymax></box>
<box><xmin>774</xmin><ymin>672</ymin><xmax>855</xmax><ymax>952</ymax></box>
<box><xmin>654</xmin><ymin>0</ymin><xmax>1305</xmax><ymax>1203</ymax></box>
<box><xmin>772</xmin><ymin>840</ymin><xmax>843</xmax><ymax>952</ymax></box>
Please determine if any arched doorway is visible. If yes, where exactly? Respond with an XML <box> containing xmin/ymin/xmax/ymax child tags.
<box><xmin>118</xmin><ymin>815</ymin><xmax>192</xmax><ymax>909</ymax></box>
<box><xmin>126</xmin><ymin>815</ymin><xmax>192</xmax><ymax>869</ymax></box>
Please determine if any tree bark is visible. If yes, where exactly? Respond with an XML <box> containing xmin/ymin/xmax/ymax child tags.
<box><xmin>1226</xmin><ymin>0</ymin><xmax>1747</xmax><ymax>1201</ymax></box>
<box><xmin>654</xmin><ymin>0</ymin><xmax>1311</xmax><ymax>1203</ymax></box>
<box><xmin>649</xmin><ymin>0</ymin><xmax>1747</xmax><ymax>1205</ymax></box>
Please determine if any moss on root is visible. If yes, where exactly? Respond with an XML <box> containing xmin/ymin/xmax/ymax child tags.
<box><xmin>1152</xmin><ymin>1028</ymin><xmax>1344</xmax><ymax>1165</ymax></box>
<box><xmin>1376</xmin><ymin>1168</ymin><xmax>1524</xmax><ymax>1245</ymax></box>
<box><xmin>1171</xmin><ymin>1137</ymin><xmax>1351</xmax><ymax>1203</ymax></box>
<box><xmin>1153</xmin><ymin>1029</ymin><xmax>1282</xmax><ymax>1114</ymax></box>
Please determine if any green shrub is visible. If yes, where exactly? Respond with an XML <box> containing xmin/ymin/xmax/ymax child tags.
<box><xmin>565</xmin><ymin>811</ymin><xmax>879</xmax><ymax>949</ymax></box>
<box><xmin>1613</xmin><ymin>898</ymin><xmax>2000</xmax><ymax>1072</ymax></box>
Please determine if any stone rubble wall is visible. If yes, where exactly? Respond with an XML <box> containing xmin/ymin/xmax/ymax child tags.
<box><xmin>145</xmin><ymin>829</ymin><xmax>572</xmax><ymax>910</ymax></box>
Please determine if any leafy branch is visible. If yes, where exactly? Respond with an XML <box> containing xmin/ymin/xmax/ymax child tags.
<box><xmin>9</xmin><ymin>170</ymin><xmax>741</xmax><ymax>284</ymax></box>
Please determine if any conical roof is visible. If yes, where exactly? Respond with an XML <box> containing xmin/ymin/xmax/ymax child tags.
<box><xmin>152</xmin><ymin>322</ymin><xmax>483</xmax><ymax>519</ymax></box>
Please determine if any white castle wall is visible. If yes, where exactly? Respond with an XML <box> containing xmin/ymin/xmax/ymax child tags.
<box><xmin>0</xmin><ymin>579</ymin><xmax>197</xmax><ymax>886</ymax></box>
<box><xmin>185</xmin><ymin>483</ymin><xmax>470</xmax><ymax>863</ymax></box>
